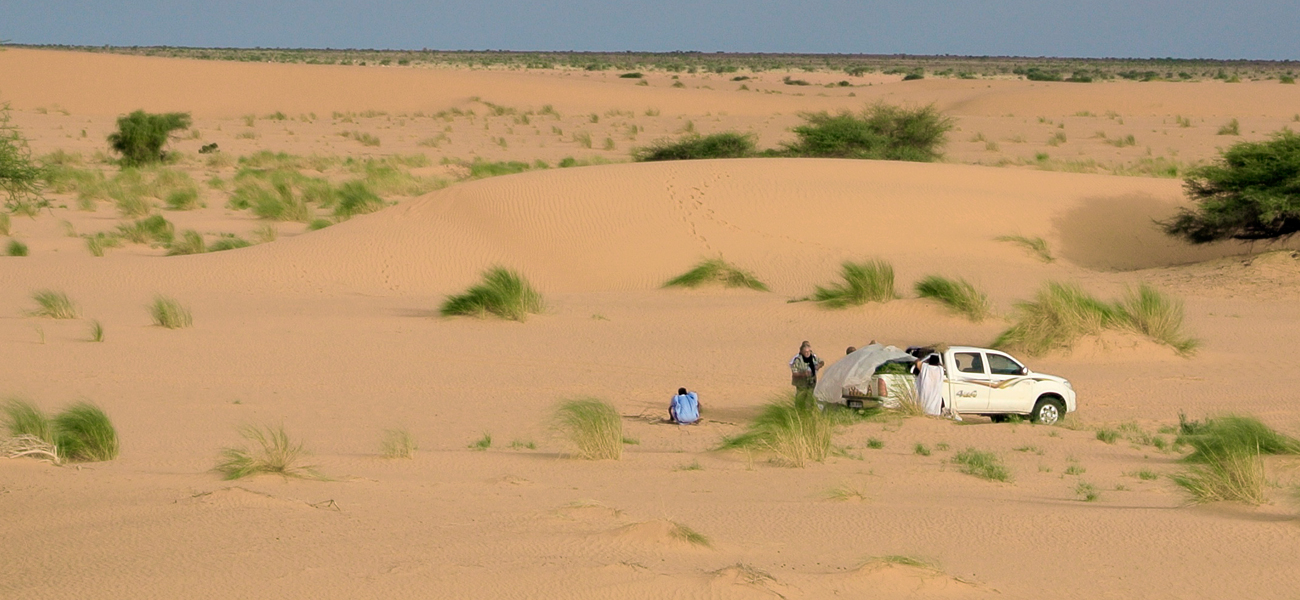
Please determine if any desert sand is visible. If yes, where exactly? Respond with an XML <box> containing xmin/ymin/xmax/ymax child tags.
<box><xmin>1</xmin><ymin>48</ymin><xmax>1299</xmax><ymax>599</ymax></box>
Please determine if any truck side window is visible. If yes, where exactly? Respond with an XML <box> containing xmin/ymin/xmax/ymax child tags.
<box><xmin>955</xmin><ymin>352</ymin><xmax>984</xmax><ymax>374</ymax></box>
<box><xmin>987</xmin><ymin>353</ymin><xmax>1024</xmax><ymax>376</ymax></box>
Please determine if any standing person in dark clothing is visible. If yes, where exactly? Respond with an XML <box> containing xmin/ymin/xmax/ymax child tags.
<box><xmin>789</xmin><ymin>341</ymin><xmax>825</xmax><ymax>392</ymax></box>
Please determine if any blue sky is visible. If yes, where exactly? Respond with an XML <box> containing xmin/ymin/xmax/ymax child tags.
<box><xmin>5</xmin><ymin>0</ymin><xmax>1297</xmax><ymax>60</ymax></box>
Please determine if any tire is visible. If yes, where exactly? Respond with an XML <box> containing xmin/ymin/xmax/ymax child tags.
<box><xmin>1030</xmin><ymin>397</ymin><xmax>1065</xmax><ymax>425</ymax></box>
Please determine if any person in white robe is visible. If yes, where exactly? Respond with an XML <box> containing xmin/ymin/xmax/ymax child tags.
<box><xmin>916</xmin><ymin>354</ymin><xmax>944</xmax><ymax>416</ymax></box>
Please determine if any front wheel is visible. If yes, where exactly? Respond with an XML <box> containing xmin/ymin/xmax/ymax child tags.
<box><xmin>1030</xmin><ymin>397</ymin><xmax>1065</xmax><ymax>425</ymax></box>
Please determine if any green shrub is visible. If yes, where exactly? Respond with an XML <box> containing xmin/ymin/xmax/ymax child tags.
<box><xmin>440</xmin><ymin>267</ymin><xmax>544</xmax><ymax>322</ymax></box>
<box><xmin>0</xmin><ymin>104</ymin><xmax>45</xmax><ymax>215</ymax></box>
<box><xmin>1163</xmin><ymin>130</ymin><xmax>1300</xmax><ymax>243</ymax></box>
<box><xmin>166</xmin><ymin>230</ymin><xmax>206</xmax><ymax>255</ymax></box>
<box><xmin>117</xmin><ymin>214</ymin><xmax>174</xmax><ymax>245</ymax></box>
<box><xmin>782</xmin><ymin>102</ymin><xmax>953</xmax><ymax>162</ymax></box>
<box><xmin>914</xmin><ymin>275</ymin><xmax>992</xmax><ymax>321</ymax></box>
<box><xmin>215</xmin><ymin>425</ymin><xmax>319</xmax><ymax>479</ymax></box>
<box><xmin>719</xmin><ymin>392</ymin><xmax>832</xmax><ymax>467</ymax></box>
<box><xmin>813</xmin><ymin>259</ymin><xmax>896</xmax><ymax>307</ymax></box>
<box><xmin>632</xmin><ymin>132</ymin><xmax>757</xmax><ymax>161</ymax></box>
<box><xmin>1119</xmin><ymin>284</ymin><xmax>1199</xmax><ymax>354</ymax></box>
<box><xmin>51</xmin><ymin>402</ymin><xmax>119</xmax><ymax>462</ymax></box>
<box><xmin>952</xmin><ymin>448</ymin><xmax>1011</xmax><ymax>482</ymax></box>
<box><xmin>7</xmin><ymin>239</ymin><xmax>28</xmax><ymax>256</ymax></box>
<box><xmin>334</xmin><ymin>181</ymin><xmax>384</xmax><ymax>217</ymax></box>
<box><xmin>554</xmin><ymin>398</ymin><xmax>623</xmax><ymax>460</ymax></box>
<box><xmin>469</xmin><ymin>432</ymin><xmax>492</xmax><ymax>450</ymax></box>
<box><xmin>107</xmin><ymin>110</ymin><xmax>191</xmax><ymax>166</ymax></box>
<box><xmin>208</xmin><ymin>236</ymin><xmax>251</xmax><ymax>252</ymax></box>
<box><xmin>663</xmin><ymin>258</ymin><xmax>768</xmax><ymax>291</ymax></box>
<box><xmin>994</xmin><ymin>282</ymin><xmax>1121</xmax><ymax>356</ymax></box>
<box><xmin>28</xmin><ymin>289</ymin><xmax>79</xmax><ymax>319</ymax></box>
<box><xmin>1176</xmin><ymin>415</ymin><xmax>1300</xmax><ymax>463</ymax></box>
<box><xmin>995</xmin><ymin>235</ymin><xmax>1053</xmax><ymax>262</ymax></box>
<box><xmin>149</xmin><ymin>295</ymin><xmax>193</xmax><ymax>329</ymax></box>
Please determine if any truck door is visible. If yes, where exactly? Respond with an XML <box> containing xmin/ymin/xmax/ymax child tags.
<box><xmin>986</xmin><ymin>352</ymin><xmax>1032</xmax><ymax>412</ymax></box>
<box><xmin>946</xmin><ymin>351</ymin><xmax>990</xmax><ymax>412</ymax></box>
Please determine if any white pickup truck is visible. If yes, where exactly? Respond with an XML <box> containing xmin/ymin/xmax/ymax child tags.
<box><xmin>834</xmin><ymin>345</ymin><xmax>1077</xmax><ymax>424</ymax></box>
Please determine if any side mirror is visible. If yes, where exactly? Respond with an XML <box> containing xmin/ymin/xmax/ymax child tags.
<box><xmin>1020</xmin><ymin>367</ymin><xmax>1030</xmax><ymax>376</ymax></box>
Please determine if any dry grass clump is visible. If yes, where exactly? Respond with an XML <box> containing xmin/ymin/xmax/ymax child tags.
<box><xmin>554</xmin><ymin>398</ymin><xmax>623</xmax><ymax>460</ymax></box>
<box><xmin>166</xmin><ymin>230</ymin><xmax>206</xmax><ymax>255</ymax></box>
<box><xmin>149</xmin><ymin>295</ymin><xmax>193</xmax><ymax>329</ymax></box>
<box><xmin>669</xmin><ymin>522</ymin><xmax>712</xmax><ymax>547</ymax></box>
<box><xmin>914</xmin><ymin>275</ymin><xmax>992</xmax><ymax>321</ymax></box>
<box><xmin>720</xmin><ymin>392</ymin><xmax>833</xmax><ymax>467</ymax></box>
<box><xmin>28</xmin><ymin>290</ymin><xmax>79</xmax><ymax>319</ymax></box>
<box><xmin>85</xmin><ymin>232</ymin><xmax>123</xmax><ymax>256</ymax></box>
<box><xmin>215</xmin><ymin>425</ymin><xmax>320</xmax><ymax>479</ymax></box>
<box><xmin>813</xmin><ymin>259</ymin><xmax>896</xmax><ymax>308</ymax></box>
<box><xmin>951</xmin><ymin>448</ymin><xmax>1011</xmax><ymax>482</ymax></box>
<box><xmin>995</xmin><ymin>235</ymin><xmax>1054</xmax><ymax>262</ymax></box>
<box><xmin>2</xmin><ymin>398</ymin><xmax>119</xmax><ymax>463</ymax></box>
<box><xmin>996</xmin><ymin>282</ymin><xmax>1198</xmax><ymax>356</ymax></box>
<box><xmin>440</xmin><ymin>267</ymin><xmax>544</xmax><ymax>322</ymax></box>
<box><xmin>663</xmin><ymin>258</ymin><xmax>768</xmax><ymax>291</ymax></box>
<box><xmin>380</xmin><ymin>428</ymin><xmax>416</xmax><ymax>458</ymax></box>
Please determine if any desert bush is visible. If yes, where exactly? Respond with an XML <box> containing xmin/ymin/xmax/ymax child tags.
<box><xmin>208</xmin><ymin>236</ymin><xmax>251</xmax><ymax>252</ymax></box>
<box><xmin>380</xmin><ymin>428</ymin><xmax>416</xmax><ymax>458</ymax></box>
<box><xmin>782</xmin><ymin>102</ymin><xmax>953</xmax><ymax>162</ymax></box>
<box><xmin>6</xmin><ymin>239</ymin><xmax>28</xmax><ymax>256</ymax></box>
<box><xmin>1163</xmin><ymin>130</ymin><xmax>1300</xmax><ymax>243</ymax></box>
<box><xmin>914</xmin><ymin>275</ymin><xmax>992</xmax><ymax>321</ymax></box>
<box><xmin>51</xmin><ymin>402</ymin><xmax>119</xmax><ymax>462</ymax></box>
<box><xmin>107</xmin><ymin>110</ymin><xmax>191</xmax><ymax>166</ymax></box>
<box><xmin>994</xmin><ymin>282</ymin><xmax>1121</xmax><ymax>356</ymax></box>
<box><xmin>952</xmin><ymin>448</ymin><xmax>1011</xmax><ymax>482</ymax></box>
<box><xmin>1119</xmin><ymin>284</ymin><xmax>1199</xmax><ymax>354</ymax></box>
<box><xmin>1171</xmin><ymin>446</ymin><xmax>1266</xmax><ymax>505</ymax></box>
<box><xmin>440</xmin><ymin>267</ymin><xmax>544</xmax><ymax>321</ymax></box>
<box><xmin>813</xmin><ymin>259</ymin><xmax>896</xmax><ymax>308</ymax></box>
<box><xmin>1176</xmin><ymin>415</ymin><xmax>1300</xmax><ymax>463</ymax></box>
<box><xmin>215</xmin><ymin>425</ymin><xmax>319</xmax><ymax>479</ymax></box>
<box><xmin>28</xmin><ymin>290</ymin><xmax>79</xmax><ymax>319</ymax></box>
<box><xmin>720</xmin><ymin>392</ymin><xmax>833</xmax><ymax>467</ymax></box>
<box><xmin>117</xmin><ymin>214</ymin><xmax>175</xmax><ymax>245</ymax></box>
<box><xmin>663</xmin><ymin>258</ymin><xmax>768</xmax><ymax>291</ymax></box>
<box><xmin>149</xmin><ymin>295</ymin><xmax>193</xmax><ymax>329</ymax></box>
<box><xmin>554</xmin><ymin>398</ymin><xmax>623</xmax><ymax>460</ymax></box>
<box><xmin>1</xmin><ymin>104</ymin><xmax>46</xmax><ymax>215</ymax></box>
<box><xmin>995</xmin><ymin>235</ymin><xmax>1054</xmax><ymax>262</ymax></box>
<box><xmin>166</xmin><ymin>230</ymin><xmax>206</xmax><ymax>255</ymax></box>
<box><xmin>333</xmin><ymin>181</ymin><xmax>385</xmax><ymax>217</ymax></box>
<box><xmin>632</xmin><ymin>132</ymin><xmax>757</xmax><ymax>161</ymax></box>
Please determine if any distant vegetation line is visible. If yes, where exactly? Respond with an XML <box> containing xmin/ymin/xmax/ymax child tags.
<box><xmin>9</xmin><ymin>44</ymin><xmax>1300</xmax><ymax>81</ymax></box>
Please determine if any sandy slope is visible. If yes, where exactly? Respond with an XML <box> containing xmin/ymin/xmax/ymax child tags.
<box><xmin>2</xmin><ymin>49</ymin><xmax>1300</xmax><ymax>600</ymax></box>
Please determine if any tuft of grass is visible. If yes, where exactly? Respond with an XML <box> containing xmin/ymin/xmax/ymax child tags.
<box><xmin>508</xmin><ymin>439</ymin><xmax>536</xmax><ymax>450</ymax></box>
<box><xmin>2</xmin><ymin>398</ymin><xmax>54</xmax><ymax>444</ymax></box>
<box><xmin>88</xmin><ymin>319</ymin><xmax>104</xmax><ymax>342</ymax></box>
<box><xmin>1176</xmin><ymin>415</ymin><xmax>1300</xmax><ymax>463</ymax></box>
<box><xmin>214</xmin><ymin>425</ymin><xmax>320</xmax><ymax>480</ymax></box>
<box><xmin>1065</xmin><ymin>463</ymin><xmax>1086</xmax><ymax>475</ymax></box>
<box><xmin>674</xmin><ymin>460</ymin><xmax>704</xmax><ymax>471</ymax></box>
<box><xmin>952</xmin><ymin>448</ymin><xmax>1011</xmax><ymax>482</ymax></box>
<box><xmin>670</xmin><ymin>522</ymin><xmax>712</xmax><ymax>547</ymax></box>
<box><xmin>117</xmin><ymin>214</ymin><xmax>174</xmax><ymax>245</ymax></box>
<box><xmin>333</xmin><ymin>181</ymin><xmax>385</xmax><ymax>218</ymax></box>
<box><xmin>440</xmin><ymin>267</ymin><xmax>544</xmax><ymax>322</ymax></box>
<box><xmin>1135</xmin><ymin>468</ymin><xmax>1159</xmax><ymax>481</ymax></box>
<box><xmin>663</xmin><ymin>258</ymin><xmax>768</xmax><ymax>291</ymax></box>
<box><xmin>380</xmin><ymin>429</ymin><xmax>416</xmax><ymax>458</ymax></box>
<box><xmin>166</xmin><ymin>230</ymin><xmax>207</xmax><ymax>255</ymax></box>
<box><xmin>866</xmin><ymin>438</ymin><xmax>884</xmax><ymax>449</ymax></box>
<box><xmin>149</xmin><ymin>295</ymin><xmax>193</xmax><ymax>329</ymax></box>
<box><xmin>825</xmin><ymin>483</ymin><xmax>867</xmax><ymax>501</ymax></box>
<box><xmin>1096</xmin><ymin>427</ymin><xmax>1119</xmax><ymax>444</ymax></box>
<box><xmin>720</xmin><ymin>392</ymin><xmax>833</xmax><ymax>467</ymax></box>
<box><xmin>874</xmin><ymin>555</ymin><xmax>936</xmax><ymax>569</ymax></box>
<box><xmin>993</xmin><ymin>282</ymin><xmax>1121</xmax><ymax>356</ymax></box>
<box><xmin>1171</xmin><ymin>446</ymin><xmax>1266</xmax><ymax>505</ymax></box>
<box><xmin>995</xmin><ymin>235</ymin><xmax>1054</xmax><ymax>262</ymax></box>
<box><xmin>6</xmin><ymin>239</ymin><xmax>28</xmax><ymax>256</ymax></box>
<box><xmin>1119</xmin><ymin>284</ymin><xmax>1199</xmax><ymax>355</ymax></box>
<box><xmin>307</xmin><ymin>218</ymin><xmax>332</xmax><ymax>231</ymax></box>
<box><xmin>0</xmin><ymin>213</ymin><xmax>9</xmax><ymax>235</ymax></box>
<box><xmin>554</xmin><ymin>398</ymin><xmax>623</xmax><ymax>460</ymax></box>
<box><xmin>208</xmin><ymin>236</ymin><xmax>251</xmax><ymax>252</ymax></box>
<box><xmin>469</xmin><ymin>432</ymin><xmax>492</xmax><ymax>451</ymax></box>
<box><xmin>812</xmin><ymin>259</ymin><xmax>896</xmax><ymax>308</ymax></box>
<box><xmin>85</xmin><ymin>232</ymin><xmax>123</xmax><ymax>256</ymax></box>
<box><xmin>913</xmin><ymin>442</ymin><xmax>931</xmax><ymax>456</ymax></box>
<box><xmin>1216</xmin><ymin>118</ymin><xmax>1240</xmax><ymax>136</ymax></box>
<box><xmin>28</xmin><ymin>290</ymin><xmax>79</xmax><ymax>319</ymax></box>
<box><xmin>632</xmin><ymin>132</ymin><xmax>757</xmax><ymax>161</ymax></box>
<box><xmin>914</xmin><ymin>275</ymin><xmax>992</xmax><ymax>321</ymax></box>
<box><xmin>164</xmin><ymin>187</ymin><xmax>200</xmax><ymax>210</ymax></box>
<box><xmin>1075</xmin><ymin>480</ymin><xmax>1100</xmax><ymax>502</ymax></box>
<box><xmin>51</xmin><ymin>402</ymin><xmax>118</xmax><ymax>462</ymax></box>
<box><xmin>252</xmin><ymin>223</ymin><xmax>278</xmax><ymax>242</ymax></box>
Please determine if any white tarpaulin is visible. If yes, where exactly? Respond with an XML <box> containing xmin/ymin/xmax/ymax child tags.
<box><xmin>813</xmin><ymin>343</ymin><xmax>916</xmax><ymax>405</ymax></box>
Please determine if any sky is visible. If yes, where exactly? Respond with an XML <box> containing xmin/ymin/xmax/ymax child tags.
<box><xmin>4</xmin><ymin>0</ymin><xmax>1298</xmax><ymax>61</ymax></box>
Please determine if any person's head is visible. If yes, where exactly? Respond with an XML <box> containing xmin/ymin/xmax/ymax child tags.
<box><xmin>678</xmin><ymin>387</ymin><xmax>687</xmax><ymax>396</ymax></box>
<box><xmin>846</xmin><ymin>346</ymin><xmax>856</xmax><ymax>355</ymax></box>
<box><xmin>800</xmin><ymin>341</ymin><xmax>812</xmax><ymax>357</ymax></box>
<box><xmin>926</xmin><ymin>354</ymin><xmax>941</xmax><ymax>366</ymax></box>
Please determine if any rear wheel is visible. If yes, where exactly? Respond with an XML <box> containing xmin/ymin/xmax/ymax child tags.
<box><xmin>1031</xmin><ymin>397</ymin><xmax>1065</xmax><ymax>425</ymax></box>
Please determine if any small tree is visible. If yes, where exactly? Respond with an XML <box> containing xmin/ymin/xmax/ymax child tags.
<box><xmin>0</xmin><ymin>103</ymin><xmax>45</xmax><ymax>215</ymax></box>
<box><xmin>107</xmin><ymin>110</ymin><xmax>192</xmax><ymax>167</ymax></box>
<box><xmin>1163</xmin><ymin>130</ymin><xmax>1300</xmax><ymax>243</ymax></box>
<box><xmin>783</xmin><ymin>102</ymin><xmax>954</xmax><ymax>162</ymax></box>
